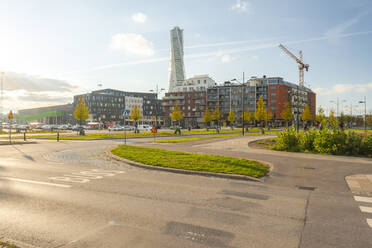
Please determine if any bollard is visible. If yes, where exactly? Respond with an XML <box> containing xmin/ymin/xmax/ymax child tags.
<box><xmin>24</xmin><ymin>132</ymin><xmax>26</xmax><ymax>141</ymax></box>
<box><xmin>57</xmin><ymin>132</ymin><xmax>60</xmax><ymax>142</ymax></box>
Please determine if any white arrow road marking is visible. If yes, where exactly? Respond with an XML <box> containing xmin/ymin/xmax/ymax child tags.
<box><xmin>354</xmin><ymin>196</ymin><xmax>372</xmax><ymax>203</ymax></box>
<box><xmin>0</xmin><ymin>176</ymin><xmax>71</xmax><ymax>188</ymax></box>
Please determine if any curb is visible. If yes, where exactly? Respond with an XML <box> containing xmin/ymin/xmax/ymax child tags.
<box><xmin>107</xmin><ymin>150</ymin><xmax>267</xmax><ymax>183</ymax></box>
<box><xmin>0</xmin><ymin>141</ymin><xmax>37</xmax><ymax>146</ymax></box>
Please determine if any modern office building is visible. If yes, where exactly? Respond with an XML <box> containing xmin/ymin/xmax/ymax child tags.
<box><xmin>171</xmin><ymin>74</ymin><xmax>217</xmax><ymax>92</ymax></box>
<box><xmin>162</xmin><ymin>91</ymin><xmax>207</xmax><ymax>127</ymax></box>
<box><xmin>18</xmin><ymin>104</ymin><xmax>74</xmax><ymax>124</ymax></box>
<box><xmin>73</xmin><ymin>89</ymin><xmax>163</xmax><ymax>125</ymax></box>
<box><xmin>168</xmin><ymin>26</ymin><xmax>186</xmax><ymax>92</ymax></box>
<box><xmin>206</xmin><ymin>76</ymin><xmax>316</xmax><ymax>126</ymax></box>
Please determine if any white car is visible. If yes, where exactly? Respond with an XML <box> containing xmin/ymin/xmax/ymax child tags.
<box><xmin>108</xmin><ymin>125</ymin><xmax>124</xmax><ymax>131</ymax></box>
<box><xmin>137</xmin><ymin>125</ymin><xmax>152</xmax><ymax>131</ymax></box>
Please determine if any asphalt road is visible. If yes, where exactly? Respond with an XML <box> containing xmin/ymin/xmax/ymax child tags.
<box><xmin>1</xmin><ymin>136</ymin><xmax>372</xmax><ymax>248</ymax></box>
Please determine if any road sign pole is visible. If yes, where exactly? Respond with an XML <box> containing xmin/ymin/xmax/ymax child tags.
<box><xmin>124</xmin><ymin>116</ymin><xmax>127</xmax><ymax>145</ymax></box>
<box><xmin>9</xmin><ymin>119</ymin><xmax>11</xmax><ymax>145</ymax></box>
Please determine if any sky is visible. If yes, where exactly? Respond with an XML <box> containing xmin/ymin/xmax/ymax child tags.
<box><xmin>0</xmin><ymin>0</ymin><xmax>371</xmax><ymax>115</ymax></box>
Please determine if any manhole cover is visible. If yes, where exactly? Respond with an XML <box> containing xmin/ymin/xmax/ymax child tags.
<box><xmin>297</xmin><ymin>186</ymin><xmax>316</xmax><ymax>191</ymax></box>
<box><xmin>163</xmin><ymin>221</ymin><xmax>234</xmax><ymax>247</ymax></box>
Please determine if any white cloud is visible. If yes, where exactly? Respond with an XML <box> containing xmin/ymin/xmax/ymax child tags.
<box><xmin>314</xmin><ymin>82</ymin><xmax>372</xmax><ymax>95</ymax></box>
<box><xmin>231</xmin><ymin>0</ymin><xmax>250</xmax><ymax>13</ymax></box>
<box><xmin>325</xmin><ymin>12</ymin><xmax>367</xmax><ymax>42</ymax></box>
<box><xmin>221</xmin><ymin>54</ymin><xmax>232</xmax><ymax>63</ymax></box>
<box><xmin>109</xmin><ymin>33</ymin><xmax>154</xmax><ymax>56</ymax></box>
<box><xmin>131</xmin><ymin>12</ymin><xmax>147</xmax><ymax>23</ymax></box>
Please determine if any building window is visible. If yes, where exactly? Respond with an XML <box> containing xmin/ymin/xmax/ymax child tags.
<box><xmin>271</xmin><ymin>107</ymin><xmax>276</xmax><ymax>111</ymax></box>
<box><xmin>271</xmin><ymin>100</ymin><xmax>277</xmax><ymax>104</ymax></box>
<box><xmin>271</xmin><ymin>93</ymin><xmax>276</xmax><ymax>97</ymax></box>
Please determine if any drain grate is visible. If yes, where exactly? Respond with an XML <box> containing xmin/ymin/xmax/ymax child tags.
<box><xmin>303</xmin><ymin>167</ymin><xmax>315</xmax><ymax>170</ymax></box>
<box><xmin>297</xmin><ymin>186</ymin><xmax>316</xmax><ymax>191</ymax></box>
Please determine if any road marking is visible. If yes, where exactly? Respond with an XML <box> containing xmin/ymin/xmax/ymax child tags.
<box><xmin>0</xmin><ymin>176</ymin><xmax>71</xmax><ymax>188</ymax></box>
<box><xmin>360</xmin><ymin>206</ymin><xmax>372</xmax><ymax>213</ymax></box>
<box><xmin>354</xmin><ymin>196</ymin><xmax>372</xmax><ymax>203</ymax></box>
<box><xmin>367</xmin><ymin>219</ymin><xmax>372</xmax><ymax>228</ymax></box>
<box><xmin>49</xmin><ymin>169</ymin><xmax>125</xmax><ymax>184</ymax></box>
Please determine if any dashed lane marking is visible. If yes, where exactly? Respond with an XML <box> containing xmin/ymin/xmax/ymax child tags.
<box><xmin>360</xmin><ymin>206</ymin><xmax>372</xmax><ymax>214</ymax></box>
<box><xmin>0</xmin><ymin>176</ymin><xmax>71</xmax><ymax>188</ymax></box>
<box><xmin>354</xmin><ymin>196</ymin><xmax>372</xmax><ymax>204</ymax></box>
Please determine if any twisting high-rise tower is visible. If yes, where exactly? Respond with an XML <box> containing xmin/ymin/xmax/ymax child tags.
<box><xmin>168</xmin><ymin>27</ymin><xmax>185</xmax><ymax>92</ymax></box>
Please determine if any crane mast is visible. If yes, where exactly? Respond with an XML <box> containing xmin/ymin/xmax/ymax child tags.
<box><xmin>278</xmin><ymin>44</ymin><xmax>309</xmax><ymax>87</ymax></box>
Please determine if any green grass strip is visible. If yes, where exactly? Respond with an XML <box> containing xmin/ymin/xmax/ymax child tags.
<box><xmin>154</xmin><ymin>132</ymin><xmax>277</xmax><ymax>143</ymax></box>
<box><xmin>11</xmin><ymin>129</ymin><xmax>281</xmax><ymax>140</ymax></box>
<box><xmin>111</xmin><ymin>145</ymin><xmax>269</xmax><ymax>178</ymax></box>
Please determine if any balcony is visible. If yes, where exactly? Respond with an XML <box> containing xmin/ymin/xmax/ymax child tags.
<box><xmin>163</xmin><ymin>95</ymin><xmax>184</xmax><ymax>100</ymax></box>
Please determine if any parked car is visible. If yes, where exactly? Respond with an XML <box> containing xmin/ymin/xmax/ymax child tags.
<box><xmin>137</xmin><ymin>125</ymin><xmax>152</xmax><ymax>131</ymax></box>
<box><xmin>108</xmin><ymin>125</ymin><xmax>124</xmax><ymax>131</ymax></box>
<box><xmin>123</xmin><ymin>125</ymin><xmax>135</xmax><ymax>131</ymax></box>
<box><xmin>15</xmin><ymin>125</ymin><xmax>29</xmax><ymax>130</ymax></box>
<box><xmin>41</xmin><ymin>125</ymin><xmax>51</xmax><ymax>130</ymax></box>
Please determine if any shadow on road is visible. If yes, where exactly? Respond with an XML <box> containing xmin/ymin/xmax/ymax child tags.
<box><xmin>11</xmin><ymin>145</ymin><xmax>35</xmax><ymax>162</ymax></box>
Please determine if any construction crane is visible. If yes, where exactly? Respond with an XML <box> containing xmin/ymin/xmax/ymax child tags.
<box><xmin>278</xmin><ymin>44</ymin><xmax>309</xmax><ymax>87</ymax></box>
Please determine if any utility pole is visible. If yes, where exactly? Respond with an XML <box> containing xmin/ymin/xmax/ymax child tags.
<box><xmin>359</xmin><ymin>96</ymin><xmax>367</xmax><ymax>131</ymax></box>
<box><xmin>242</xmin><ymin>72</ymin><xmax>245</xmax><ymax>136</ymax></box>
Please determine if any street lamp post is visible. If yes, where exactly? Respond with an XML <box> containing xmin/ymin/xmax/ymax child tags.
<box><xmin>231</xmin><ymin>72</ymin><xmax>245</xmax><ymax>136</ymax></box>
<box><xmin>150</xmin><ymin>84</ymin><xmax>165</xmax><ymax>128</ymax></box>
<box><xmin>359</xmin><ymin>96</ymin><xmax>367</xmax><ymax>131</ymax></box>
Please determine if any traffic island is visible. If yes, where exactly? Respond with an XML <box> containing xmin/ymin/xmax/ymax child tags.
<box><xmin>110</xmin><ymin>145</ymin><xmax>269</xmax><ymax>181</ymax></box>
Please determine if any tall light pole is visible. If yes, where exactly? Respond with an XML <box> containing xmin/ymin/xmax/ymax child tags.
<box><xmin>231</xmin><ymin>72</ymin><xmax>245</xmax><ymax>136</ymax></box>
<box><xmin>150</xmin><ymin>84</ymin><xmax>165</xmax><ymax>128</ymax></box>
<box><xmin>359</xmin><ymin>96</ymin><xmax>367</xmax><ymax>131</ymax></box>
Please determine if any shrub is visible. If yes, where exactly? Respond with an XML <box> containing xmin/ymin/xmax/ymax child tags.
<box><xmin>362</xmin><ymin>135</ymin><xmax>372</xmax><ymax>157</ymax></box>
<box><xmin>274</xmin><ymin>126</ymin><xmax>300</xmax><ymax>152</ymax></box>
<box><xmin>299</xmin><ymin>128</ymin><xmax>317</xmax><ymax>152</ymax></box>
<box><xmin>344</xmin><ymin>131</ymin><xmax>364</xmax><ymax>156</ymax></box>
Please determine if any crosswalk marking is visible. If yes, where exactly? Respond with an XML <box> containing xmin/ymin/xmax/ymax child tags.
<box><xmin>360</xmin><ymin>206</ymin><xmax>372</xmax><ymax>213</ymax></box>
<box><xmin>367</xmin><ymin>219</ymin><xmax>372</xmax><ymax>228</ymax></box>
<box><xmin>354</xmin><ymin>196</ymin><xmax>372</xmax><ymax>203</ymax></box>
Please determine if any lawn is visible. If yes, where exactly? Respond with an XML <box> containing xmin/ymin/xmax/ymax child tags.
<box><xmin>111</xmin><ymin>145</ymin><xmax>269</xmax><ymax>178</ymax></box>
<box><xmin>154</xmin><ymin>132</ymin><xmax>278</xmax><ymax>143</ymax></box>
<box><xmin>11</xmin><ymin>128</ymin><xmax>281</xmax><ymax>140</ymax></box>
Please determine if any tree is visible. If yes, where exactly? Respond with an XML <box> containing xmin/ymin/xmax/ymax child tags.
<box><xmin>171</xmin><ymin>104</ymin><xmax>183</xmax><ymax>134</ymax></box>
<box><xmin>74</xmin><ymin>97</ymin><xmax>90</xmax><ymax>135</ymax></box>
<box><xmin>227</xmin><ymin>109</ymin><xmax>236</xmax><ymax>129</ymax></box>
<box><xmin>367</xmin><ymin>115</ymin><xmax>372</xmax><ymax>127</ymax></box>
<box><xmin>329</xmin><ymin>110</ymin><xmax>336</xmax><ymax>126</ymax></box>
<box><xmin>212</xmin><ymin>107</ymin><xmax>222</xmax><ymax>133</ymax></box>
<box><xmin>255</xmin><ymin>96</ymin><xmax>267</xmax><ymax>133</ymax></box>
<box><xmin>130</xmin><ymin>105</ymin><xmax>142</xmax><ymax>133</ymax></box>
<box><xmin>241</xmin><ymin>110</ymin><xmax>254</xmax><ymax>132</ymax></box>
<box><xmin>316</xmin><ymin>107</ymin><xmax>326</xmax><ymax>123</ymax></box>
<box><xmin>203</xmin><ymin>107</ymin><xmax>212</xmax><ymax>130</ymax></box>
<box><xmin>301</xmin><ymin>104</ymin><xmax>313</xmax><ymax>129</ymax></box>
<box><xmin>281</xmin><ymin>101</ymin><xmax>293</xmax><ymax>128</ymax></box>
<box><xmin>266</xmin><ymin>110</ymin><xmax>273</xmax><ymax>129</ymax></box>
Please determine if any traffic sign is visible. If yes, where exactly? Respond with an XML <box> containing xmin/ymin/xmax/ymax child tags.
<box><xmin>151</xmin><ymin>125</ymin><xmax>157</xmax><ymax>134</ymax></box>
<box><xmin>121</xmin><ymin>109</ymin><xmax>130</xmax><ymax>119</ymax></box>
<box><xmin>8</xmin><ymin>111</ymin><xmax>14</xmax><ymax>119</ymax></box>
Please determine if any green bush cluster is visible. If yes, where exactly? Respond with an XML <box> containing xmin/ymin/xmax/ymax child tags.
<box><xmin>274</xmin><ymin>126</ymin><xmax>372</xmax><ymax>157</ymax></box>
